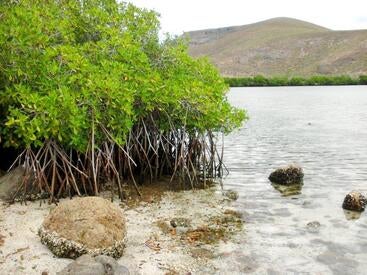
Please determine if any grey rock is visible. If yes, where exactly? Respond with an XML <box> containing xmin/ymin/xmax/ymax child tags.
<box><xmin>306</xmin><ymin>221</ymin><xmax>321</xmax><ymax>233</ymax></box>
<box><xmin>95</xmin><ymin>255</ymin><xmax>118</xmax><ymax>274</ymax></box>
<box><xmin>0</xmin><ymin>166</ymin><xmax>24</xmax><ymax>201</ymax></box>
<box><xmin>58</xmin><ymin>255</ymin><xmax>129</xmax><ymax>275</ymax></box>
<box><xmin>58</xmin><ymin>255</ymin><xmax>104</xmax><ymax>275</ymax></box>
<box><xmin>114</xmin><ymin>266</ymin><xmax>130</xmax><ymax>275</ymax></box>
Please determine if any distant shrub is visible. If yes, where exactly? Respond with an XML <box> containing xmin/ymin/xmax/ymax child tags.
<box><xmin>359</xmin><ymin>75</ymin><xmax>367</xmax><ymax>85</ymax></box>
<box><xmin>225</xmin><ymin>75</ymin><xmax>364</xmax><ymax>87</ymax></box>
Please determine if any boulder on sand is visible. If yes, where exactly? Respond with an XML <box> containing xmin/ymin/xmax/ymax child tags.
<box><xmin>39</xmin><ymin>197</ymin><xmax>127</xmax><ymax>259</ymax></box>
<box><xmin>0</xmin><ymin>166</ymin><xmax>25</xmax><ymax>201</ymax></box>
<box><xmin>342</xmin><ymin>191</ymin><xmax>367</xmax><ymax>212</ymax></box>
<box><xmin>57</xmin><ymin>254</ymin><xmax>130</xmax><ymax>275</ymax></box>
<box><xmin>268</xmin><ymin>164</ymin><xmax>304</xmax><ymax>185</ymax></box>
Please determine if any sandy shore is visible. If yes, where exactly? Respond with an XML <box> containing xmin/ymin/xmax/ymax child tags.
<box><xmin>0</xmin><ymin>187</ymin><xmax>246</xmax><ymax>274</ymax></box>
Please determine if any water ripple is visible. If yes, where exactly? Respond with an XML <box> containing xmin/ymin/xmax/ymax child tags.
<box><xmin>224</xmin><ymin>86</ymin><xmax>367</xmax><ymax>274</ymax></box>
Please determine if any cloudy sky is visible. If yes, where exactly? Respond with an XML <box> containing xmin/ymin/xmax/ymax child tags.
<box><xmin>127</xmin><ymin>0</ymin><xmax>367</xmax><ymax>35</ymax></box>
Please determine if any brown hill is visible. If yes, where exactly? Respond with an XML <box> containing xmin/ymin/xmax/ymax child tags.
<box><xmin>186</xmin><ymin>18</ymin><xmax>367</xmax><ymax>77</ymax></box>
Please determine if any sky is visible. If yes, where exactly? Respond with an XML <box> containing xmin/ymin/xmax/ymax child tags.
<box><xmin>127</xmin><ymin>0</ymin><xmax>367</xmax><ymax>35</ymax></box>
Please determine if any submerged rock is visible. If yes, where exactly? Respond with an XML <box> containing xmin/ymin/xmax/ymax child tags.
<box><xmin>306</xmin><ymin>221</ymin><xmax>321</xmax><ymax>233</ymax></box>
<box><xmin>57</xmin><ymin>254</ymin><xmax>129</xmax><ymax>275</ymax></box>
<box><xmin>342</xmin><ymin>191</ymin><xmax>367</xmax><ymax>212</ymax></box>
<box><xmin>224</xmin><ymin>190</ymin><xmax>239</xmax><ymax>201</ymax></box>
<box><xmin>39</xmin><ymin>197</ymin><xmax>127</xmax><ymax>259</ymax></box>
<box><xmin>268</xmin><ymin>164</ymin><xmax>304</xmax><ymax>185</ymax></box>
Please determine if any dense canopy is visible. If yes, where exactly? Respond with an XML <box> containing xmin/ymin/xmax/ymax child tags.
<box><xmin>0</xmin><ymin>0</ymin><xmax>246</xmax><ymax>200</ymax></box>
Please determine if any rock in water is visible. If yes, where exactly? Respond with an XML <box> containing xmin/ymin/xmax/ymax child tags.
<box><xmin>57</xmin><ymin>254</ymin><xmax>130</xmax><ymax>275</ymax></box>
<box><xmin>268</xmin><ymin>164</ymin><xmax>304</xmax><ymax>185</ymax></box>
<box><xmin>342</xmin><ymin>191</ymin><xmax>367</xmax><ymax>212</ymax></box>
<box><xmin>39</xmin><ymin>197</ymin><xmax>127</xmax><ymax>259</ymax></box>
<box><xmin>224</xmin><ymin>190</ymin><xmax>239</xmax><ymax>201</ymax></box>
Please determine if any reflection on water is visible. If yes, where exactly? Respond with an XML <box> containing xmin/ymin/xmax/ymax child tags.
<box><xmin>271</xmin><ymin>183</ymin><xmax>303</xmax><ymax>196</ymax></box>
<box><xmin>224</xmin><ymin>86</ymin><xmax>367</xmax><ymax>274</ymax></box>
<box><xmin>343</xmin><ymin>209</ymin><xmax>362</xmax><ymax>220</ymax></box>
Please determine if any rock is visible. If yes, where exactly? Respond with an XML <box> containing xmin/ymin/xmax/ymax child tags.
<box><xmin>95</xmin><ymin>255</ymin><xmax>130</xmax><ymax>274</ymax></box>
<box><xmin>0</xmin><ymin>166</ymin><xmax>25</xmax><ymax>201</ymax></box>
<box><xmin>268</xmin><ymin>164</ymin><xmax>304</xmax><ymax>185</ymax></box>
<box><xmin>57</xmin><ymin>254</ymin><xmax>129</xmax><ymax>275</ymax></box>
<box><xmin>224</xmin><ymin>190</ymin><xmax>239</xmax><ymax>201</ymax></box>
<box><xmin>306</xmin><ymin>221</ymin><xmax>321</xmax><ymax>233</ymax></box>
<box><xmin>223</xmin><ymin>209</ymin><xmax>242</xmax><ymax>218</ymax></box>
<box><xmin>170</xmin><ymin>218</ymin><xmax>191</xmax><ymax>228</ymax></box>
<box><xmin>342</xmin><ymin>191</ymin><xmax>367</xmax><ymax>212</ymax></box>
<box><xmin>39</xmin><ymin>197</ymin><xmax>127</xmax><ymax>259</ymax></box>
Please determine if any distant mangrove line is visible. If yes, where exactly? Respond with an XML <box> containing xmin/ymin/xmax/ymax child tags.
<box><xmin>225</xmin><ymin>75</ymin><xmax>367</xmax><ymax>87</ymax></box>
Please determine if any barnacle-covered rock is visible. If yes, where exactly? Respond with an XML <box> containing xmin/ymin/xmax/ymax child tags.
<box><xmin>268</xmin><ymin>164</ymin><xmax>304</xmax><ymax>185</ymax></box>
<box><xmin>342</xmin><ymin>191</ymin><xmax>367</xmax><ymax>212</ymax></box>
<box><xmin>39</xmin><ymin>197</ymin><xmax>127</xmax><ymax>259</ymax></box>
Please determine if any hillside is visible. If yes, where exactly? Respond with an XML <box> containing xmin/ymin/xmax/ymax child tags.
<box><xmin>185</xmin><ymin>18</ymin><xmax>367</xmax><ymax>77</ymax></box>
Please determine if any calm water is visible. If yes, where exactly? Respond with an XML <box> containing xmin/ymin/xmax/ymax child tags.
<box><xmin>224</xmin><ymin>86</ymin><xmax>367</xmax><ymax>274</ymax></box>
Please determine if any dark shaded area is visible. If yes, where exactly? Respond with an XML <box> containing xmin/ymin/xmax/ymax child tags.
<box><xmin>0</xmin><ymin>143</ymin><xmax>19</xmax><ymax>171</ymax></box>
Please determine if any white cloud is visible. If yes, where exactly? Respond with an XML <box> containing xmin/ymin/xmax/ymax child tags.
<box><xmin>126</xmin><ymin>0</ymin><xmax>367</xmax><ymax>34</ymax></box>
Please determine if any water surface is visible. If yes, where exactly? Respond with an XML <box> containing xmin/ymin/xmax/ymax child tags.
<box><xmin>224</xmin><ymin>86</ymin><xmax>367</xmax><ymax>274</ymax></box>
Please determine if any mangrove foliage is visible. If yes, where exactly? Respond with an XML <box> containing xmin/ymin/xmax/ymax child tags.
<box><xmin>0</xmin><ymin>0</ymin><xmax>246</xmax><ymax>201</ymax></box>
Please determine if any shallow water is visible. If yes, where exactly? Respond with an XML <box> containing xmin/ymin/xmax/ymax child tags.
<box><xmin>224</xmin><ymin>86</ymin><xmax>367</xmax><ymax>274</ymax></box>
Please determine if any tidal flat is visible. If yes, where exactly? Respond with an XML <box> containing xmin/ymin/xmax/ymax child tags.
<box><xmin>0</xmin><ymin>186</ymin><xmax>247</xmax><ymax>274</ymax></box>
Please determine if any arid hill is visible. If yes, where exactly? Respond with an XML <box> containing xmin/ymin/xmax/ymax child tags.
<box><xmin>186</xmin><ymin>17</ymin><xmax>367</xmax><ymax>77</ymax></box>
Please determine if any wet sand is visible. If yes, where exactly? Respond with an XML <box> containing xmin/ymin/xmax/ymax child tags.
<box><xmin>0</xmin><ymin>187</ymin><xmax>246</xmax><ymax>274</ymax></box>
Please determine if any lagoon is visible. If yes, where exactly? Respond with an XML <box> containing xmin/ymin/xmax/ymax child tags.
<box><xmin>224</xmin><ymin>86</ymin><xmax>367</xmax><ymax>274</ymax></box>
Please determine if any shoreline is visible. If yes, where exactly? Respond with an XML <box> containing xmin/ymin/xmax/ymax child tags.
<box><xmin>0</xmin><ymin>186</ymin><xmax>246</xmax><ymax>274</ymax></box>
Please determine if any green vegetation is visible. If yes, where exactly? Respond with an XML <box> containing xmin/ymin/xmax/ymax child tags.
<box><xmin>225</xmin><ymin>75</ymin><xmax>367</xmax><ymax>87</ymax></box>
<box><xmin>0</xmin><ymin>0</ymin><xmax>246</xmax><ymax>201</ymax></box>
